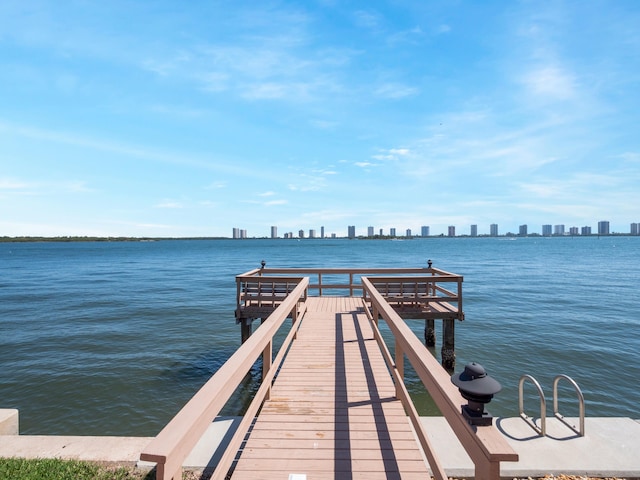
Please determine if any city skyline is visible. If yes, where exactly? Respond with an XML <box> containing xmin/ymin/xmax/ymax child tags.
<box><xmin>2</xmin><ymin>2</ymin><xmax>640</xmax><ymax>237</ymax></box>
<box><xmin>234</xmin><ymin>219</ymin><xmax>639</xmax><ymax>239</ymax></box>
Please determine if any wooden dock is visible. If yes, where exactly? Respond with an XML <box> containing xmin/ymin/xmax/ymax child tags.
<box><xmin>231</xmin><ymin>296</ymin><xmax>430</xmax><ymax>479</ymax></box>
<box><xmin>141</xmin><ymin>266</ymin><xmax>517</xmax><ymax>480</ymax></box>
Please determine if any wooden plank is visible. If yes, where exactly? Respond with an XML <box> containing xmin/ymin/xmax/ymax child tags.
<box><xmin>231</xmin><ymin>297</ymin><xmax>430</xmax><ymax>479</ymax></box>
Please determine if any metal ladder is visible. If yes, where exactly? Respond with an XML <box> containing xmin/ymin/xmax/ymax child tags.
<box><xmin>518</xmin><ymin>374</ymin><xmax>585</xmax><ymax>437</ymax></box>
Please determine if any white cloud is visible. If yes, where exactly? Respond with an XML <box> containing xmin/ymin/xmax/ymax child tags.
<box><xmin>0</xmin><ymin>178</ymin><xmax>31</xmax><ymax>190</ymax></box>
<box><xmin>265</xmin><ymin>199</ymin><xmax>287</xmax><ymax>206</ymax></box>
<box><xmin>389</xmin><ymin>148</ymin><xmax>410</xmax><ymax>156</ymax></box>
<box><xmin>374</xmin><ymin>83</ymin><xmax>419</xmax><ymax>99</ymax></box>
<box><xmin>149</xmin><ymin>104</ymin><xmax>207</xmax><ymax>118</ymax></box>
<box><xmin>353</xmin><ymin>10</ymin><xmax>381</xmax><ymax>30</ymax></box>
<box><xmin>372</xmin><ymin>148</ymin><xmax>411</xmax><ymax>162</ymax></box>
<box><xmin>155</xmin><ymin>201</ymin><xmax>183</xmax><ymax>209</ymax></box>
<box><xmin>619</xmin><ymin>152</ymin><xmax>640</xmax><ymax>163</ymax></box>
<box><xmin>64</xmin><ymin>181</ymin><xmax>93</xmax><ymax>193</ymax></box>
<box><xmin>522</xmin><ymin>65</ymin><xmax>577</xmax><ymax>100</ymax></box>
<box><xmin>310</xmin><ymin>119</ymin><xmax>339</xmax><ymax>129</ymax></box>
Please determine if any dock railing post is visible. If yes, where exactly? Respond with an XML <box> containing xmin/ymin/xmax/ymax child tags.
<box><xmin>395</xmin><ymin>339</ymin><xmax>404</xmax><ymax>399</ymax></box>
<box><xmin>263</xmin><ymin>340</ymin><xmax>272</xmax><ymax>400</ymax></box>
<box><xmin>475</xmin><ymin>458</ymin><xmax>501</xmax><ymax>480</ymax></box>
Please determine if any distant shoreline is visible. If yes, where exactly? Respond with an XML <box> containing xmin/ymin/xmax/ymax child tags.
<box><xmin>0</xmin><ymin>236</ymin><xmax>227</xmax><ymax>243</ymax></box>
<box><xmin>1</xmin><ymin>234</ymin><xmax>637</xmax><ymax>243</ymax></box>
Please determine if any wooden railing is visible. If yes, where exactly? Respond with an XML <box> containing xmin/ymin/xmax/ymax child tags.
<box><xmin>236</xmin><ymin>265</ymin><xmax>462</xmax><ymax>302</ymax></box>
<box><xmin>236</xmin><ymin>275</ymin><xmax>307</xmax><ymax>312</ymax></box>
<box><xmin>361</xmin><ymin>276</ymin><xmax>518</xmax><ymax>480</ymax></box>
<box><xmin>364</xmin><ymin>274</ymin><xmax>463</xmax><ymax>320</ymax></box>
<box><xmin>140</xmin><ymin>278</ymin><xmax>309</xmax><ymax>480</ymax></box>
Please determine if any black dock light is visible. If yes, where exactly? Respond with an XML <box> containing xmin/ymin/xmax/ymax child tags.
<box><xmin>451</xmin><ymin>362</ymin><xmax>502</xmax><ymax>426</ymax></box>
<box><xmin>261</xmin><ymin>260</ymin><xmax>266</xmax><ymax>269</ymax></box>
<box><xmin>427</xmin><ymin>259</ymin><xmax>433</xmax><ymax>268</ymax></box>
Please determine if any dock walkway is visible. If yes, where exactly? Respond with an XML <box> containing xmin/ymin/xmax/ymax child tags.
<box><xmin>231</xmin><ymin>296</ymin><xmax>430</xmax><ymax>479</ymax></box>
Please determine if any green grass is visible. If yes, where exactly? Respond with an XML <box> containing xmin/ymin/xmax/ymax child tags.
<box><xmin>0</xmin><ymin>458</ymin><xmax>153</xmax><ymax>480</ymax></box>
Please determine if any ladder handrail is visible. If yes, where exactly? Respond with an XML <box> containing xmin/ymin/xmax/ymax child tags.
<box><xmin>518</xmin><ymin>374</ymin><xmax>546</xmax><ymax>436</ymax></box>
<box><xmin>553</xmin><ymin>374</ymin><xmax>585</xmax><ymax>436</ymax></box>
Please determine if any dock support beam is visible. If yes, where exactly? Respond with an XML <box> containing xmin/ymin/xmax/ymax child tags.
<box><xmin>441</xmin><ymin>319</ymin><xmax>455</xmax><ymax>370</ymax></box>
<box><xmin>424</xmin><ymin>319</ymin><xmax>436</xmax><ymax>346</ymax></box>
<box><xmin>240</xmin><ymin>318</ymin><xmax>253</xmax><ymax>344</ymax></box>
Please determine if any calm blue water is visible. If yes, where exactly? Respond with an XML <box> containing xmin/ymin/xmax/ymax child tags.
<box><xmin>1</xmin><ymin>237</ymin><xmax>638</xmax><ymax>436</ymax></box>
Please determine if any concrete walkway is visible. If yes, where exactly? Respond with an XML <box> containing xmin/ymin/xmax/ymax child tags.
<box><xmin>2</xmin><ymin>411</ymin><xmax>640</xmax><ymax>478</ymax></box>
<box><xmin>421</xmin><ymin>416</ymin><xmax>640</xmax><ymax>478</ymax></box>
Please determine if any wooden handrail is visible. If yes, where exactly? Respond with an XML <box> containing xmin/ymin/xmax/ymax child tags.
<box><xmin>141</xmin><ymin>278</ymin><xmax>309</xmax><ymax>480</ymax></box>
<box><xmin>363</xmin><ymin>303</ymin><xmax>449</xmax><ymax>480</ymax></box>
<box><xmin>361</xmin><ymin>276</ymin><xmax>517</xmax><ymax>480</ymax></box>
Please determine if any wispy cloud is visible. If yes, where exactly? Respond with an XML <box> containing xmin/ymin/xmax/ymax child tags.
<box><xmin>154</xmin><ymin>201</ymin><xmax>183</xmax><ymax>209</ymax></box>
<box><xmin>0</xmin><ymin>178</ymin><xmax>31</xmax><ymax>190</ymax></box>
<box><xmin>0</xmin><ymin>177</ymin><xmax>93</xmax><ymax>196</ymax></box>
<box><xmin>521</xmin><ymin>65</ymin><xmax>577</xmax><ymax>100</ymax></box>
<box><xmin>374</xmin><ymin>83</ymin><xmax>419</xmax><ymax>99</ymax></box>
<box><xmin>372</xmin><ymin>148</ymin><xmax>411</xmax><ymax>162</ymax></box>
<box><xmin>353</xmin><ymin>10</ymin><xmax>382</xmax><ymax>30</ymax></box>
<box><xmin>0</xmin><ymin>119</ymin><xmax>260</xmax><ymax>177</ymax></box>
<box><xmin>265</xmin><ymin>199</ymin><xmax>287</xmax><ymax>206</ymax></box>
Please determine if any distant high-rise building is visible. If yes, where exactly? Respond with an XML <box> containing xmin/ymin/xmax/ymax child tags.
<box><xmin>631</xmin><ymin>223</ymin><xmax>640</xmax><ymax>235</ymax></box>
<box><xmin>470</xmin><ymin>225</ymin><xmax>477</xmax><ymax>237</ymax></box>
<box><xmin>421</xmin><ymin>226</ymin><xmax>430</xmax><ymax>237</ymax></box>
<box><xmin>379</xmin><ymin>228</ymin><xmax>384</xmax><ymax>236</ymax></box>
<box><xmin>232</xmin><ymin>227</ymin><xmax>240</xmax><ymax>239</ymax></box>
<box><xmin>406</xmin><ymin>228</ymin><xmax>412</xmax><ymax>237</ymax></box>
<box><xmin>321</xmin><ymin>226</ymin><xmax>325</xmax><ymax>238</ymax></box>
<box><xmin>519</xmin><ymin>224</ymin><xmax>528</xmax><ymax>236</ymax></box>
<box><xmin>348</xmin><ymin>225</ymin><xmax>356</xmax><ymax>238</ymax></box>
<box><xmin>598</xmin><ymin>221</ymin><xmax>610</xmax><ymax>235</ymax></box>
<box><xmin>490</xmin><ymin>224</ymin><xmax>499</xmax><ymax>236</ymax></box>
<box><xmin>367</xmin><ymin>226</ymin><xmax>374</xmax><ymax>237</ymax></box>
<box><xmin>542</xmin><ymin>224</ymin><xmax>552</xmax><ymax>236</ymax></box>
<box><xmin>581</xmin><ymin>226</ymin><xmax>592</xmax><ymax>236</ymax></box>
<box><xmin>569</xmin><ymin>227</ymin><xmax>579</xmax><ymax>235</ymax></box>
<box><xmin>390</xmin><ymin>228</ymin><xmax>396</xmax><ymax>237</ymax></box>
<box><xmin>298</xmin><ymin>229</ymin><xmax>305</xmax><ymax>238</ymax></box>
<box><xmin>270</xmin><ymin>226</ymin><xmax>278</xmax><ymax>238</ymax></box>
<box><xmin>309</xmin><ymin>229</ymin><xmax>316</xmax><ymax>238</ymax></box>
<box><xmin>554</xmin><ymin>224</ymin><xmax>565</xmax><ymax>236</ymax></box>
<box><xmin>240</xmin><ymin>229</ymin><xmax>247</xmax><ymax>239</ymax></box>
<box><xmin>448</xmin><ymin>226</ymin><xmax>456</xmax><ymax>237</ymax></box>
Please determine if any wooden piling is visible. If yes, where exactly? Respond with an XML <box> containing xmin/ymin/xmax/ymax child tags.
<box><xmin>425</xmin><ymin>318</ymin><xmax>436</xmax><ymax>346</ymax></box>
<box><xmin>240</xmin><ymin>318</ymin><xmax>252</xmax><ymax>344</ymax></box>
<box><xmin>442</xmin><ymin>318</ymin><xmax>455</xmax><ymax>370</ymax></box>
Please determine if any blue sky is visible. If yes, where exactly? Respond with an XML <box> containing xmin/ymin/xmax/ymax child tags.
<box><xmin>1</xmin><ymin>1</ymin><xmax>639</xmax><ymax>237</ymax></box>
